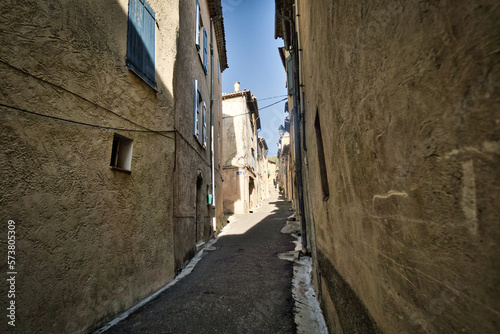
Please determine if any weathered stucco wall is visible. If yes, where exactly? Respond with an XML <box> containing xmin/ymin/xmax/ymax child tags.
<box><xmin>222</xmin><ymin>92</ymin><xmax>258</xmax><ymax>214</ymax></box>
<box><xmin>297</xmin><ymin>0</ymin><xmax>500</xmax><ymax>333</ymax></box>
<box><xmin>0</xmin><ymin>0</ymin><xmax>177</xmax><ymax>332</ymax></box>
<box><xmin>173</xmin><ymin>0</ymin><xmax>225</xmax><ymax>272</ymax></box>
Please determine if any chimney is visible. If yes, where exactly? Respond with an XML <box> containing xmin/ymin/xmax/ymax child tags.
<box><xmin>234</xmin><ymin>82</ymin><xmax>240</xmax><ymax>92</ymax></box>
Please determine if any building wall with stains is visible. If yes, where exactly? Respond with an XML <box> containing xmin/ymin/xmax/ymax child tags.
<box><xmin>222</xmin><ymin>88</ymin><xmax>260</xmax><ymax>214</ymax></box>
<box><xmin>173</xmin><ymin>0</ymin><xmax>227</xmax><ymax>273</ymax></box>
<box><xmin>282</xmin><ymin>0</ymin><xmax>500</xmax><ymax>333</ymax></box>
<box><xmin>0</xmin><ymin>0</ymin><xmax>178</xmax><ymax>332</ymax></box>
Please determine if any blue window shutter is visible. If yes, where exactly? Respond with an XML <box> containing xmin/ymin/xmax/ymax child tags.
<box><xmin>143</xmin><ymin>1</ymin><xmax>155</xmax><ymax>85</ymax></box>
<box><xmin>127</xmin><ymin>0</ymin><xmax>143</xmax><ymax>71</ymax></box>
<box><xmin>286</xmin><ymin>55</ymin><xmax>294</xmax><ymax>96</ymax></box>
<box><xmin>127</xmin><ymin>0</ymin><xmax>156</xmax><ymax>88</ymax></box>
<box><xmin>194</xmin><ymin>80</ymin><xmax>199</xmax><ymax>138</ymax></box>
<box><xmin>202</xmin><ymin>101</ymin><xmax>207</xmax><ymax>148</ymax></box>
<box><xmin>195</xmin><ymin>0</ymin><xmax>201</xmax><ymax>50</ymax></box>
<box><xmin>203</xmin><ymin>28</ymin><xmax>208</xmax><ymax>74</ymax></box>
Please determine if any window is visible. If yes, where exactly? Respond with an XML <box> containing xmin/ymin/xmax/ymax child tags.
<box><xmin>195</xmin><ymin>0</ymin><xmax>201</xmax><ymax>50</ymax></box>
<box><xmin>250</xmin><ymin>119</ymin><xmax>254</xmax><ymax>139</ymax></box>
<box><xmin>203</xmin><ymin>28</ymin><xmax>208</xmax><ymax>74</ymax></box>
<box><xmin>127</xmin><ymin>0</ymin><xmax>156</xmax><ymax>88</ymax></box>
<box><xmin>286</xmin><ymin>55</ymin><xmax>294</xmax><ymax>96</ymax></box>
<box><xmin>251</xmin><ymin>149</ymin><xmax>255</xmax><ymax>169</ymax></box>
<box><xmin>194</xmin><ymin>80</ymin><xmax>200</xmax><ymax>138</ymax></box>
<box><xmin>315</xmin><ymin>110</ymin><xmax>329</xmax><ymax>201</ymax></box>
<box><xmin>110</xmin><ymin>134</ymin><xmax>133</xmax><ymax>173</ymax></box>
<box><xmin>202</xmin><ymin>101</ymin><xmax>207</xmax><ymax>148</ymax></box>
<box><xmin>194</xmin><ymin>79</ymin><xmax>207</xmax><ymax>149</ymax></box>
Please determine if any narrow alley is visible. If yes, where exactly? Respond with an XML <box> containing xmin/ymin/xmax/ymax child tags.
<box><xmin>1</xmin><ymin>0</ymin><xmax>499</xmax><ymax>333</ymax></box>
<box><xmin>99</xmin><ymin>189</ymin><xmax>299</xmax><ymax>334</ymax></box>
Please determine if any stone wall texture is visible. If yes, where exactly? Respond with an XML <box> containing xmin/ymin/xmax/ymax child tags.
<box><xmin>0</xmin><ymin>0</ymin><xmax>178</xmax><ymax>332</ymax></box>
<box><xmin>296</xmin><ymin>0</ymin><xmax>500</xmax><ymax>333</ymax></box>
<box><xmin>172</xmin><ymin>0</ymin><xmax>225</xmax><ymax>272</ymax></box>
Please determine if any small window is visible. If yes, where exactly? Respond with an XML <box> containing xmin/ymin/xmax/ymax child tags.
<box><xmin>195</xmin><ymin>0</ymin><xmax>201</xmax><ymax>50</ymax></box>
<box><xmin>110</xmin><ymin>134</ymin><xmax>133</xmax><ymax>173</ymax></box>
<box><xmin>286</xmin><ymin>55</ymin><xmax>294</xmax><ymax>96</ymax></box>
<box><xmin>315</xmin><ymin>111</ymin><xmax>329</xmax><ymax>201</ymax></box>
<box><xmin>203</xmin><ymin>28</ymin><xmax>208</xmax><ymax>74</ymax></box>
<box><xmin>218</xmin><ymin>134</ymin><xmax>221</xmax><ymax>166</ymax></box>
<box><xmin>251</xmin><ymin>149</ymin><xmax>255</xmax><ymax>169</ymax></box>
<box><xmin>194</xmin><ymin>80</ymin><xmax>200</xmax><ymax>139</ymax></box>
<box><xmin>127</xmin><ymin>0</ymin><xmax>156</xmax><ymax>88</ymax></box>
<box><xmin>202</xmin><ymin>101</ymin><xmax>207</xmax><ymax>148</ymax></box>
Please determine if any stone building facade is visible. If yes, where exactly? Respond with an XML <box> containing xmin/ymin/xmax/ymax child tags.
<box><xmin>268</xmin><ymin>158</ymin><xmax>278</xmax><ymax>190</ymax></box>
<box><xmin>221</xmin><ymin>83</ymin><xmax>261</xmax><ymax>214</ymax></box>
<box><xmin>276</xmin><ymin>0</ymin><xmax>500</xmax><ymax>333</ymax></box>
<box><xmin>172</xmin><ymin>0</ymin><xmax>227</xmax><ymax>273</ymax></box>
<box><xmin>0</xmin><ymin>0</ymin><xmax>226</xmax><ymax>332</ymax></box>
<box><xmin>277</xmin><ymin>132</ymin><xmax>292</xmax><ymax>200</ymax></box>
<box><xmin>257</xmin><ymin>137</ymin><xmax>270</xmax><ymax>203</ymax></box>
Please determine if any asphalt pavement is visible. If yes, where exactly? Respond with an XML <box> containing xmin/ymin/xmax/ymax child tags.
<box><xmin>102</xmin><ymin>188</ymin><xmax>296</xmax><ymax>334</ymax></box>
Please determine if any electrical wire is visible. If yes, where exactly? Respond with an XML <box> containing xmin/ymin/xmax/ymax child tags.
<box><xmin>259</xmin><ymin>97</ymin><xmax>288</xmax><ymax>111</ymax></box>
<box><xmin>258</xmin><ymin>94</ymin><xmax>288</xmax><ymax>101</ymax></box>
<box><xmin>222</xmin><ymin>98</ymin><xmax>287</xmax><ymax>119</ymax></box>
<box><xmin>0</xmin><ymin>102</ymin><xmax>175</xmax><ymax>138</ymax></box>
<box><xmin>0</xmin><ymin>58</ymin><xmax>173</xmax><ymax>138</ymax></box>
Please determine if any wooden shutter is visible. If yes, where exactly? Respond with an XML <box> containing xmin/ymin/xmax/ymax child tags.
<box><xmin>286</xmin><ymin>55</ymin><xmax>294</xmax><ymax>96</ymax></box>
<box><xmin>195</xmin><ymin>0</ymin><xmax>201</xmax><ymax>50</ymax></box>
<box><xmin>202</xmin><ymin>101</ymin><xmax>207</xmax><ymax>148</ymax></box>
<box><xmin>127</xmin><ymin>0</ymin><xmax>156</xmax><ymax>88</ymax></box>
<box><xmin>203</xmin><ymin>28</ymin><xmax>208</xmax><ymax>74</ymax></box>
<box><xmin>127</xmin><ymin>0</ymin><xmax>143</xmax><ymax>71</ymax></box>
<box><xmin>143</xmin><ymin>1</ymin><xmax>155</xmax><ymax>85</ymax></box>
<box><xmin>194</xmin><ymin>80</ymin><xmax>199</xmax><ymax>138</ymax></box>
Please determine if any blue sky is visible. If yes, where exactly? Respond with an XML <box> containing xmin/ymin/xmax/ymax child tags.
<box><xmin>222</xmin><ymin>0</ymin><xmax>287</xmax><ymax>157</ymax></box>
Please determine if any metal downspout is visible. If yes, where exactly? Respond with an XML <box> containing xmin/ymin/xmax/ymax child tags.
<box><xmin>291</xmin><ymin>4</ymin><xmax>308</xmax><ymax>251</ymax></box>
<box><xmin>210</xmin><ymin>18</ymin><xmax>216</xmax><ymax>232</ymax></box>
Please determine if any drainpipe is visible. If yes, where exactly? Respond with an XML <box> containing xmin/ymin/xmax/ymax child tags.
<box><xmin>295</xmin><ymin>0</ymin><xmax>306</xmax><ymax>152</ymax></box>
<box><xmin>290</xmin><ymin>4</ymin><xmax>308</xmax><ymax>251</ymax></box>
<box><xmin>210</xmin><ymin>18</ymin><xmax>217</xmax><ymax>232</ymax></box>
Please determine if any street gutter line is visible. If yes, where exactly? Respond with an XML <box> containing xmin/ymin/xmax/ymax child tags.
<box><xmin>92</xmin><ymin>238</ymin><xmax>218</xmax><ymax>334</ymax></box>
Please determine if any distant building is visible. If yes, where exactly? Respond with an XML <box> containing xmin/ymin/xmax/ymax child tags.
<box><xmin>268</xmin><ymin>157</ymin><xmax>278</xmax><ymax>190</ymax></box>
<box><xmin>222</xmin><ymin>82</ymin><xmax>261</xmax><ymax>214</ymax></box>
<box><xmin>257</xmin><ymin>136</ymin><xmax>270</xmax><ymax>202</ymax></box>
<box><xmin>277</xmin><ymin>131</ymin><xmax>292</xmax><ymax>201</ymax></box>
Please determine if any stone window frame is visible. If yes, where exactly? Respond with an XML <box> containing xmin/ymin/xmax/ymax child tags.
<box><xmin>110</xmin><ymin>133</ymin><xmax>133</xmax><ymax>174</ymax></box>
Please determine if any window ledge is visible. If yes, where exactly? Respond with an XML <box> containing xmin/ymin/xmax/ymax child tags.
<box><xmin>110</xmin><ymin>166</ymin><xmax>132</xmax><ymax>175</ymax></box>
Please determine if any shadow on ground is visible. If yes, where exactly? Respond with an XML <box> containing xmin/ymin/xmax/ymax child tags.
<box><xmin>104</xmin><ymin>194</ymin><xmax>297</xmax><ymax>334</ymax></box>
